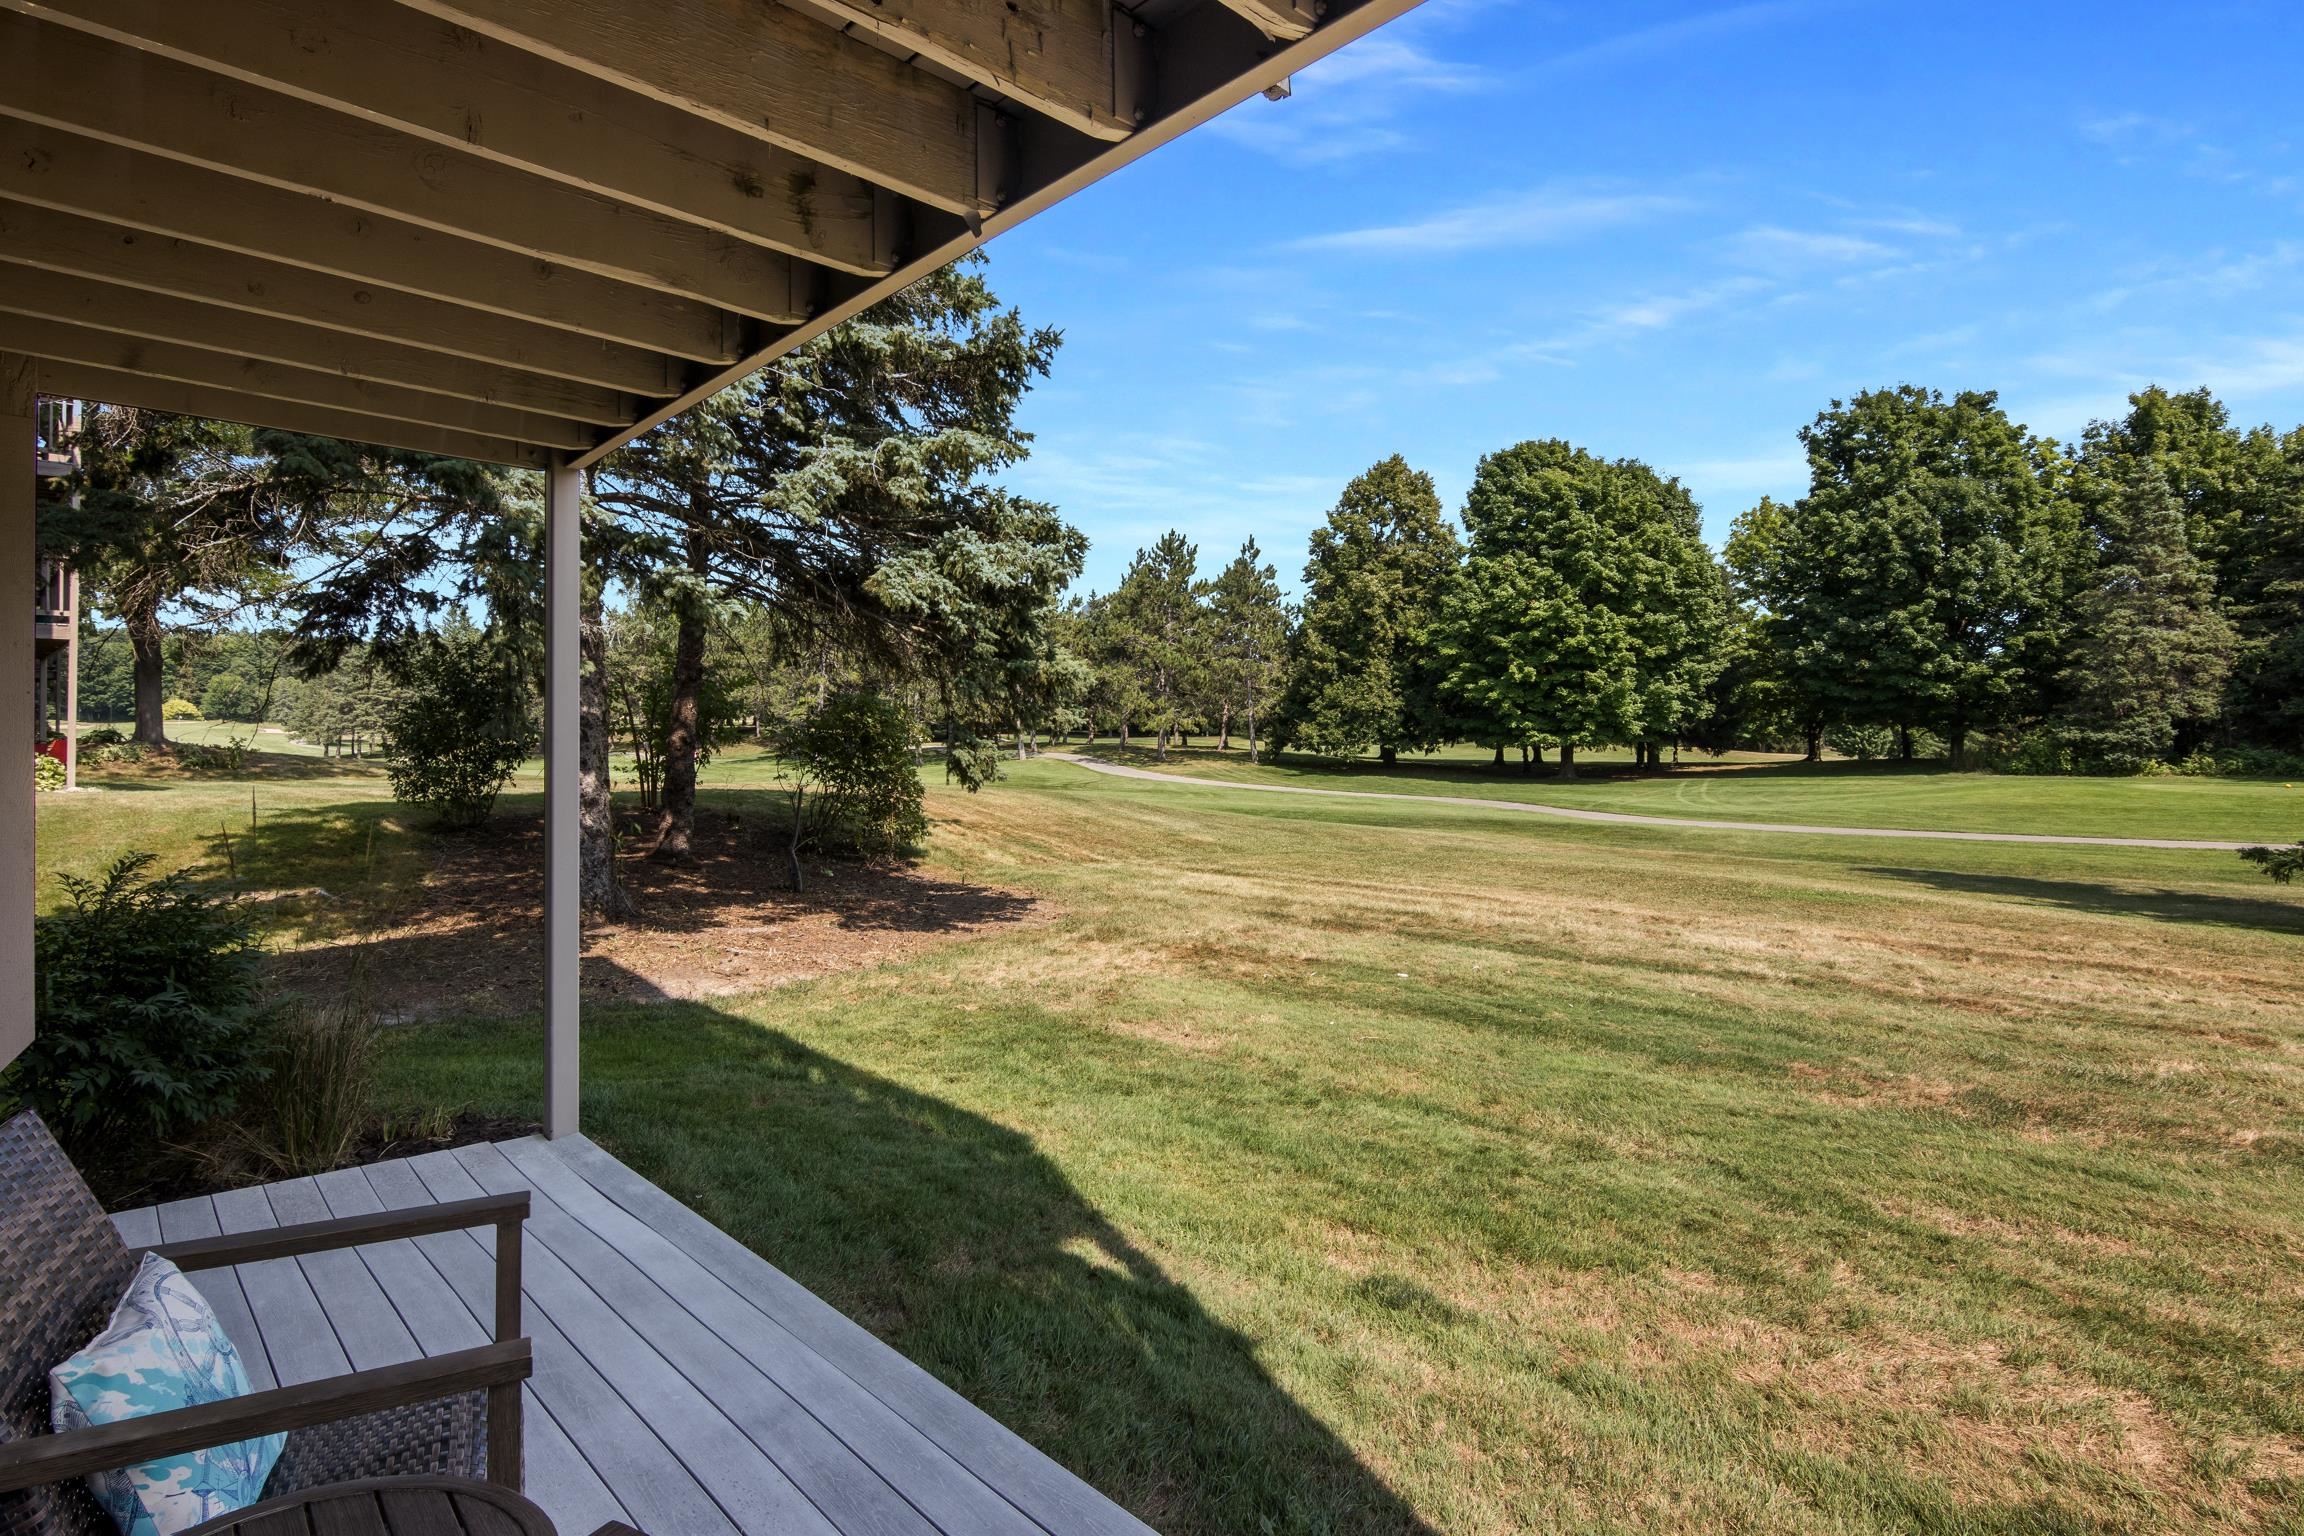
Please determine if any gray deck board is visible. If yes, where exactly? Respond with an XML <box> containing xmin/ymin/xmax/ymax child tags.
<box><xmin>112</xmin><ymin>1137</ymin><xmax>1150</xmax><ymax>1536</ymax></box>
<box><xmin>549</xmin><ymin>1137</ymin><xmax>1157</xmax><ymax>1536</ymax></box>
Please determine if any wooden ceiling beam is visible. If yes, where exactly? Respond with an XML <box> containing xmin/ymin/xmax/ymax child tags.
<box><xmin>5</xmin><ymin>14</ymin><xmax>821</xmax><ymax>323</ymax></box>
<box><xmin>7</xmin><ymin>0</ymin><xmax>897</xmax><ymax>278</ymax></box>
<box><xmin>781</xmin><ymin>0</ymin><xmax>1135</xmax><ymax>141</ymax></box>
<box><xmin>34</xmin><ymin>362</ymin><xmax>559</xmax><ymax>467</ymax></box>
<box><xmin>0</xmin><ymin>121</ymin><xmax>742</xmax><ymax>363</ymax></box>
<box><xmin>1208</xmin><ymin>0</ymin><xmax>1319</xmax><ymax>40</ymax></box>
<box><xmin>0</xmin><ymin>265</ymin><xmax>638</xmax><ymax>427</ymax></box>
<box><xmin>0</xmin><ymin>312</ymin><xmax>597</xmax><ymax>450</ymax></box>
<box><xmin>0</xmin><ymin>201</ymin><xmax>683</xmax><ymax>398</ymax></box>
<box><xmin>393</xmin><ymin>0</ymin><xmax>990</xmax><ymax>215</ymax></box>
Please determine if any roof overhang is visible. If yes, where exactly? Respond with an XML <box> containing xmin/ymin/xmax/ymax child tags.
<box><xmin>0</xmin><ymin>0</ymin><xmax>1428</xmax><ymax>469</ymax></box>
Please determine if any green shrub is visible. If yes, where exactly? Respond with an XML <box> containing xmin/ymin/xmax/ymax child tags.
<box><xmin>1972</xmin><ymin>730</ymin><xmax>2073</xmax><ymax>776</ymax></box>
<box><xmin>2</xmin><ymin>853</ymin><xmax>272</xmax><ymax>1161</ymax></box>
<box><xmin>382</xmin><ymin>630</ymin><xmax>535</xmax><ymax>828</ymax></box>
<box><xmin>33</xmin><ymin>753</ymin><xmax>64</xmax><ymax>792</ymax></box>
<box><xmin>81</xmin><ymin>726</ymin><xmax>126</xmax><ymax>747</ymax></box>
<box><xmin>1825</xmin><ymin>724</ymin><xmax>1894</xmax><ymax>761</ymax></box>
<box><xmin>85</xmin><ymin>740</ymin><xmax>146</xmax><ymax>766</ymax></box>
<box><xmin>779</xmin><ymin>690</ymin><xmax>929</xmax><ymax>880</ymax></box>
<box><xmin>2158</xmin><ymin>746</ymin><xmax>2304</xmax><ymax>779</ymax></box>
<box><xmin>162</xmin><ymin>696</ymin><xmax>201</xmax><ymax>720</ymax></box>
<box><xmin>174</xmin><ymin>738</ymin><xmax>251</xmax><ymax>774</ymax></box>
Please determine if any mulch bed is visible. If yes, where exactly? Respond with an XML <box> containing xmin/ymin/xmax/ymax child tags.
<box><xmin>269</xmin><ymin>809</ymin><xmax>1049</xmax><ymax>1019</ymax></box>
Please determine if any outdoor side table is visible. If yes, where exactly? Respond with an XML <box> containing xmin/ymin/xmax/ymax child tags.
<box><xmin>184</xmin><ymin>1476</ymin><xmax>556</xmax><ymax>1536</ymax></box>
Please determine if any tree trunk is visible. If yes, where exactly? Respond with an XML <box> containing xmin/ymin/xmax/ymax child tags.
<box><xmin>580</xmin><ymin>576</ymin><xmax>635</xmax><ymax>920</ymax></box>
<box><xmin>1118</xmin><ymin>714</ymin><xmax>1129</xmax><ymax>751</ymax></box>
<box><xmin>1947</xmin><ymin>708</ymin><xmax>1967</xmax><ymax>771</ymax></box>
<box><xmin>1520</xmin><ymin>744</ymin><xmax>1532</xmax><ymax>776</ymax></box>
<box><xmin>1379</xmin><ymin>744</ymin><xmax>1397</xmax><ymax>766</ymax></box>
<box><xmin>1896</xmin><ymin>723</ymin><xmax>1914</xmax><ymax>762</ymax></box>
<box><xmin>1015</xmin><ymin>712</ymin><xmax>1027</xmax><ymax>761</ymax></box>
<box><xmin>653</xmin><ymin>527</ymin><xmax>710</xmax><ymax>860</ymax></box>
<box><xmin>1492</xmin><ymin>745</ymin><xmax>1505</xmax><ymax>768</ymax></box>
<box><xmin>125</xmin><ymin>595</ymin><xmax>168</xmax><ymax>748</ymax></box>
<box><xmin>1218</xmin><ymin>700</ymin><xmax>1232</xmax><ymax>752</ymax></box>
<box><xmin>1247</xmin><ymin>701</ymin><xmax>1259</xmax><ymax>765</ymax></box>
<box><xmin>1804</xmin><ymin>722</ymin><xmax>1823</xmax><ymax>763</ymax></box>
<box><xmin>1558</xmin><ymin>742</ymin><xmax>1577</xmax><ymax>779</ymax></box>
<box><xmin>1155</xmin><ymin>723</ymin><xmax>1172</xmax><ymax>762</ymax></box>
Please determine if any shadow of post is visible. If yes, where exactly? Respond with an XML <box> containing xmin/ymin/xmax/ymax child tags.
<box><xmin>384</xmin><ymin>989</ymin><xmax>1439</xmax><ymax>1536</ymax></box>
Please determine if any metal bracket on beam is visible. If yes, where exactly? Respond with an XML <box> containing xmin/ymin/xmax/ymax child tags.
<box><xmin>1112</xmin><ymin>12</ymin><xmax>1155</xmax><ymax>129</ymax></box>
<box><xmin>972</xmin><ymin>102</ymin><xmax>1018</xmax><ymax>227</ymax></box>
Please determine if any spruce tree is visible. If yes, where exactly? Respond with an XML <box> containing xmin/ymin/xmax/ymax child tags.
<box><xmin>1205</xmin><ymin>538</ymin><xmax>1292</xmax><ymax>762</ymax></box>
<box><xmin>1274</xmin><ymin>456</ymin><xmax>1460</xmax><ymax>763</ymax></box>
<box><xmin>1105</xmin><ymin>532</ymin><xmax>1204</xmax><ymax>760</ymax></box>
<box><xmin>2057</xmin><ymin>459</ymin><xmax>2236</xmax><ymax>770</ymax></box>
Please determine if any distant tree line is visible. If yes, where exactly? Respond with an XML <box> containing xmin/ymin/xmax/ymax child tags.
<box><xmin>1073</xmin><ymin>385</ymin><xmax>2303</xmax><ymax>777</ymax></box>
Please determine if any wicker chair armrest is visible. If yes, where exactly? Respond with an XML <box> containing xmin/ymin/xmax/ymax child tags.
<box><xmin>0</xmin><ymin>1340</ymin><xmax>531</xmax><ymax>1493</ymax></box>
<box><xmin>138</xmin><ymin>1193</ymin><xmax>530</xmax><ymax>1270</ymax></box>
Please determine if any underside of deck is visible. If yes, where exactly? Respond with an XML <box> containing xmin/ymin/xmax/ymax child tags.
<box><xmin>112</xmin><ymin>1136</ymin><xmax>1152</xmax><ymax>1536</ymax></box>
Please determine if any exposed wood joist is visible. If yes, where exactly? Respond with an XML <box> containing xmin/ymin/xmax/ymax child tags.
<box><xmin>392</xmin><ymin>0</ymin><xmax>991</xmax><ymax>215</ymax></box>
<box><xmin>0</xmin><ymin>120</ymin><xmax>744</xmax><ymax>363</ymax></box>
<box><xmin>576</xmin><ymin>0</ymin><xmax>1430</xmax><ymax>469</ymax></box>
<box><xmin>0</xmin><ymin>265</ymin><xmax>637</xmax><ymax>427</ymax></box>
<box><xmin>1212</xmin><ymin>0</ymin><xmax>1319</xmax><ymax>40</ymax></box>
<box><xmin>6</xmin><ymin>0</ymin><xmax>898</xmax><ymax>278</ymax></box>
<box><xmin>0</xmin><ymin>201</ymin><xmax>685</xmax><ymax>398</ymax></box>
<box><xmin>782</xmin><ymin>0</ymin><xmax>1136</xmax><ymax>141</ymax></box>
<box><xmin>36</xmin><ymin>361</ymin><xmax>557</xmax><ymax>468</ymax></box>
<box><xmin>4</xmin><ymin>14</ymin><xmax>823</xmax><ymax>322</ymax></box>
<box><xmin>0</xmin><ymin>312</ymin><xmax>597</xmax><ymax>451</ymax></box>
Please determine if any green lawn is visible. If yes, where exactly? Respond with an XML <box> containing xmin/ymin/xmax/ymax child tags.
<box><xmin>339</xmin><ymin>760</ymin><xmax>2304</xmax><ymax>1535</ymax></box>
<box><xmin>1071</xmin><ymin>740</ymin><xmax>2304</xmax><ymax>843</ymax></box>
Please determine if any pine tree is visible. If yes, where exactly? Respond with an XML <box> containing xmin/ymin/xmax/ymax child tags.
<box><xmin>592</xmin><ymin>255</ymin><xmax>1080</xmax><ymax>855</ymax></box>
<box><xmin>1275</xmin><ymin>456</ymin><xmax>1460</xmax><ymax>763</ymax></box>
<box><xmin>2056</xmin><ymin>459</ymin><xmax>2237</xmax><ymax>770</ymax></box>
<box><xmin>1205</xmin><ymin>538</ymin><xmax>1292</xmax><ymax>762</ymax></box>
<box><xmin>1106</xmin><ymin>532</ymin><xmax>1204</xmax><ymax>761</ymax></box>
<box><xmin>1438</xmin><ymin>440</ymin><xmax>1723</xmax><ymax>776</ymax></box>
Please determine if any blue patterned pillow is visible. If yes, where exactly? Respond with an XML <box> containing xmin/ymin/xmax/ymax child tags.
<box><xmin>49</xmin><ymin>1253</ymin><xmax>285</xmax><ymax>1536</ymax></box>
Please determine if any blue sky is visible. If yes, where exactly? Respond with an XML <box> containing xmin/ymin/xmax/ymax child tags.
<box><xmin>983</xmin><ymin>0</ymin><xmax>2304</xmax><ymax>594</ymax></box>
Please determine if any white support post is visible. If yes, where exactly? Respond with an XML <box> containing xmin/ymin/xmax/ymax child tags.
<box><xmin>543</xmin><ymin>455</ymin><xmax>581</xmax><ymax>1138</ymax></box>
<box><xmin>2</xmin><ymin>354</ymin><xmax>35</xmax><ymax>1070</ymax></box>
<box><xmin>63</xmin><ymin>568</ymin><xmax>77</xmax><ymax>792</ymax></box>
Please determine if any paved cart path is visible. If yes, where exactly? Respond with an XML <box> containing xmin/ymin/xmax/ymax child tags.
<box><xmin>1045</xmin><ymin>754</ymin><xmax>2264</xmax><ymax>851</ymax></box>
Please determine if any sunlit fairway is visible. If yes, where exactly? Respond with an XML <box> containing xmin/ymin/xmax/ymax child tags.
<box><xmin>1074</xmin><ymin>739</ymin><xmax>2304</xmax><ymax>843</ymax></box>
<box><xmin>34</xmin><ymin>753</ymin><xmax>2304</xmax><ymax>1533</ymax></box>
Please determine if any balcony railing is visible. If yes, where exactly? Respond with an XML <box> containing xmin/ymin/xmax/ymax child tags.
<box><xmin>34</xmin><ymin>397</ymin><xmax>79</xmax><ymax>476</ymax></box>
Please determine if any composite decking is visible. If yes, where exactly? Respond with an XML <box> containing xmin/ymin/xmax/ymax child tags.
<box><xmin>112</xmin><ymin>1136</ymin><xmax>1153</xmax><ymax>1536</ymax></box>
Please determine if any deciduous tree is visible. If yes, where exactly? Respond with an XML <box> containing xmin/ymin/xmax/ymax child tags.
<box><xmin>1439</xmin><ymin>440</ymin><xmax>1723</xmax><ymax>776</ymax></box>
<box><xmin>1276</xmin><ymin>456</ymin><xmax>1459</xmax><ymax>763</ymax></box>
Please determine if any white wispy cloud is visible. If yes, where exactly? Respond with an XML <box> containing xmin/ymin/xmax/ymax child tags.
<box><xmin>1525</xmin><ymin>0</ymin><xmax>1842</xmax><ymax>78</ymax></box>
<box><xmin>1723</xmin><ymin>225</ymin><xmax>1901</xmax><ymax>272</ymax></box>
<box><xmin>1204</xmin><ymin>32</ymin><xmax>1485</xmax><ymax>165</ymax></box>
<box><xmin>1291</xmin><ymin>184</ymin><xmax>1691</xmax><ymax>256</ymax></box>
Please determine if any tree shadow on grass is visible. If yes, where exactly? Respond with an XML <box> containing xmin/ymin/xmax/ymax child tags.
<box><xmin>389</xmin><ymin>991</ymin><xmax>1439</xmax><ymax>1536</ymax></box>
<box><xmin>1863</xmin><ymin>866</ymin><xmax>2304</xmax><ymax>935</ymax></box>
<box><xmin>261</xmin><ymin>801</ymin><xmax>1044</xmax><ymax>1017</ymax></box>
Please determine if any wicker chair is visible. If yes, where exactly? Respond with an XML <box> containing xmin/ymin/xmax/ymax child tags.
<box><xmin>0</xmin><ymin>1111</ymin><xmax>533</xmax><ymax>1536</ymax></box>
